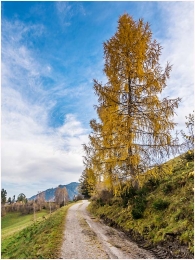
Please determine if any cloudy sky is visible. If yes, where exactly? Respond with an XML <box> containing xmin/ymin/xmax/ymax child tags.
<box><xmin>1</xmin><ymin>1</ymin><xmax>194</xmax><ymax>199</ymax></box>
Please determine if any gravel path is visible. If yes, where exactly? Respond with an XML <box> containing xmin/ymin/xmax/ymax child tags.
<box><xmin>60</xmin><ymin>200</ymin><xmax>155</xmax><ymax>259</ymax></box>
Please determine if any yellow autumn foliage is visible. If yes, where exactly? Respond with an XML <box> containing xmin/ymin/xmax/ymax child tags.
<box><xmin>82</xmin><ymin>14</ymin><xmax>181</xmax><ymax>196</ymax></box>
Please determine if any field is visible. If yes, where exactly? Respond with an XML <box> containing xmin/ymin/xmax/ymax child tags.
<box><xmin>1</xmin><ymin>203</ymin><xmax>74</xmax><ymax>259</ymax></box>
<box><xmin>2</xmin><ymin>210</ymin><xmax>48</xmax><ymax>240</ymax></box>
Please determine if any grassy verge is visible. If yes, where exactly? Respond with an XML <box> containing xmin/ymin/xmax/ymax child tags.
<box><xmin>1</xmin><ymin>203</ymin><xmax>74</xmax><ymax>259</ymax></box>
<box><xmin>88</xmin><ymin>152</ymin><xmax>194</xmax><ymax>258</ymax></box>
<box><xmin>2</xmin><ymin>210</ymin><xmax>48</xmax><ymax>240</ymax></box>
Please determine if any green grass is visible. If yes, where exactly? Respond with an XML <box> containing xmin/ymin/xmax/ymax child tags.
<box><xmin>1</xmin><ymin>210</ymin><xmax>48</xmax><ymax>240</ymax></box>
<box><xmin>1</xmin><ymin>203</ymin><xmax>74</xmax><ymax>259</ymax></box>
<box><xmin>88</xmin><ymin>151</ymin><xmax>194</xmax><ymax>254</ymax></box>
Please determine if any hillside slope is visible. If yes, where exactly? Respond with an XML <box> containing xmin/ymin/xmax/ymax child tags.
<box><xmin>1</xmin><ymin>204</ymin><xmax>73</xmax><ymax>259</ymax></box>
<box><xmin>88</xmin><ymin>151</ymin><xmax>194</xmax><ymax>259</ymax></box>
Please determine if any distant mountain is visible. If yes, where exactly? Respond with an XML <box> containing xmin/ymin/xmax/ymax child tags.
<box><xmin>28</xmin><ymin>182</ymin><xmax>80</xmax><ymax>201</ymax></box>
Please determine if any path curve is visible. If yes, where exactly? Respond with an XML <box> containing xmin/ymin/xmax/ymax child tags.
<box><xmin>60</xmin><ymin>200</ymin><xmax>155</xmax><ymax>259</ymax></box>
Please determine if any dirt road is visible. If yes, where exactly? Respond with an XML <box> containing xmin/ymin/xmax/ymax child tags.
<box><xmin>60</xmin><ymin>200</ymin><xmax>154</xmax><ymax>259</ymax></box>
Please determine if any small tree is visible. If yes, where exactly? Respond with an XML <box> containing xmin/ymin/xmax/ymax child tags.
<box><xmin>55</xmin><ymin>186</ymin><xmax>69</xmax><ymax>206</ymax></box>
<box><xmin>36</xmin><ymin>191</ymin><xmax>45</xmax><ymax>211</ymax></box>
<box><xmin>78</xmin><ymin>168</ymin><xmax>96</xmax><ymax>198</ymax></box>
<box><xmin>33</xmin><ymin>199</ymin><xmax>36</xmax><ymax>221</ymax></box>
<box><xmin>17</xmin><ymin>193</ymin><xmax>27</xmax><ymax>203</ymax></box>
<box><xmin>12</xmin><ymin>195</ymin><xmax>15</xmax><ymax>203</ymax></box>
<box><xmin>49</xmin><ymin>199</ymin><xmax>52</xmax><ymax>215</ymax></box>
<box><xmin>1</xmin><ymin>189</ymin><xmax>7</xmax><ymax>204</ymax></box>
<box><xmin>7</xmin><ymin>197</ymin><xmax>12</xmax><ymax>204</ymax></box>
<box><xmin>181</xmin><ymin>112</ymin><xmax>194</xmax><ymax>150</ymax></box>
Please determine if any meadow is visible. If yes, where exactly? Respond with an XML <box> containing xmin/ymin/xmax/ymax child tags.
<box><xmin>2</xmin><ymin>210</ymin><xmax>48</xmax><ymax>240</ymax></box>
<box><xmin>1</xmin><ymin>203</ymin><xmax>73</xmax><ymax>259</ymax></box>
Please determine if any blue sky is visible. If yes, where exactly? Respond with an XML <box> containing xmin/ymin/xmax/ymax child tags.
<box><xmin>1</xmin><ymin>1</ymin><xmax>194</xmax><ymax>199</ymax></box>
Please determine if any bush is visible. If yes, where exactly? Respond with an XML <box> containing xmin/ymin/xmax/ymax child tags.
<box><xmin>132</xmin><ymin>208</ymin><xmax>144</xmax><ymax>219</ymax></box>
<box><xmin>119</xmin><ymin>184</ymin><xmax>148</xmax><ymax>218</ymax></box>
<box><xmin>144</xmin><ymin>178</ymin><xmax>160</xmax><ymax>192</ymax></box>
<box><xmin>163</xmin><ymin>183</ymin><xmax>173</xmax><ymax>194</ymax></box>
<box><xmin>121</xmin><ymin>185</ymin><xmax>137</xmax><ymax>207</ymax></box>
<box><xmin>110</xmin><ymin>196</ymin><xmax>123</xmax><ymax>206</ymax></box>
<box><xmin>183</xmin><ymin>150</ymin><xmax>194</xmax><ymax>162</ymax></box>
<box><xmin>96</xmin><ymin>189</ymin><xmax>113</xmax><ymax>206</ymax></box>
<box><xmin>153</xmin><ymin>199</ymin><xmax>170</xmax><ymax>210</ymax></box>
<box><xmin>131</xmin><ymin>196</ymin><xmax>147</xmax><ymax>219</ymax></box>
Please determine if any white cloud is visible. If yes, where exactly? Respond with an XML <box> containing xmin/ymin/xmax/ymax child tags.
<box><xmin>55</xmin><ymin>1</ymin><xmax>86</xmax><ymax>27</ymax></box>
<box><xmin>58</xmin><ymin>114</ymin><xmax>87</xmax><ymax>137</ymax></box>
<box><xmin>1</xmin><ymin>19</ymin><xmax>88</xmax><ymax>198</ymax></box>
<box><xmin>1</xmin><ymin>88</ymin><xmax>88</xmax><ymax>197</ymax></box>
<box><xmin>157</xmin><ymin>2</ymin><xmax>194</xmax><ymax>130</ymax></box>
<box><xmin>55</xmin><ymin>2</ymin><xmax>72</xmax><ymax>26</ymax></box>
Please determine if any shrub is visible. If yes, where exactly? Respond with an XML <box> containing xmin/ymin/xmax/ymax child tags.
<box><xmin>121</xmin><ymin>185</ymin><xmax>137</xmax><ymax>207</ymax></box>
<box><xmin>119</xmin><ymin>184</ymin><xmax>148</xmax><ymax>217</ymax></box>
<box><xmin>153</xmin><ymin>199</ymin><xmax>170</xmax><ymax>210</ymax></box>
<box><xmin>180</xmin><ymin>150</ymin><xmax>194</xmax><ymax>165</ymax></box>
<box><xmin>144</xmin><ymin>178</ymin><xmax>160</xmax><ymax>192</ymax></box>
<box><xmin>132</xmin><ymin>208</ymin><xmax>144</xmax><ymax>219</ymax></box>
<box><xmin>96</xmin><ymin>189</ymin><xmax>113</xmax><ymax>206</ymax></box>
<box><xmin>131</xmin><ymin>196</ymin><xmax>147</xmax><ymax>219</ymax></box>
<box><xmin>110</xmin><ymin>196</ymin><xmax>123</xmax><ymax>206</ymax></box>
<box><xmin>183</xmin><ymin>150</ymin><xmax>194</xmax><ymax>162</ymax></box>
<box><xmin>163</xmin><ymin>183</ymin><xmax>173</xmax><ymax>194</ymax></box>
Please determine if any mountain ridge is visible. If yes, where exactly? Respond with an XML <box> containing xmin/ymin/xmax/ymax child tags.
<box><xmin>28</xmin><ymin>182</ymin><xmax>79</xmax><ymax>201</ymax></box>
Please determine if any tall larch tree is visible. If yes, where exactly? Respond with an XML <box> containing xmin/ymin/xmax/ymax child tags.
<box><xmin>83</xmin><ymin>14</ymin><xmax>181</xmax><ymax>195</ymax></box>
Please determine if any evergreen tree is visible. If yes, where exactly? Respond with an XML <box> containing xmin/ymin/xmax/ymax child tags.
<box><xmin>79</xmin><ymin>169</ymin><xmax>95</xmax><ymax>198</ymax></box>
<box><xmin>1</xmin><ymin>189</ymin><xmax>7</xmax><ymax>204</ymax></box>
<box><xmin>17</xmin><ymin>193</ymin><xmax>27</xmax><ymax>203</ymax></box>
<box><xmin>12</xmin><ymin>195</ymin><xmax>15</xmax><ymax>203</ymax></box>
